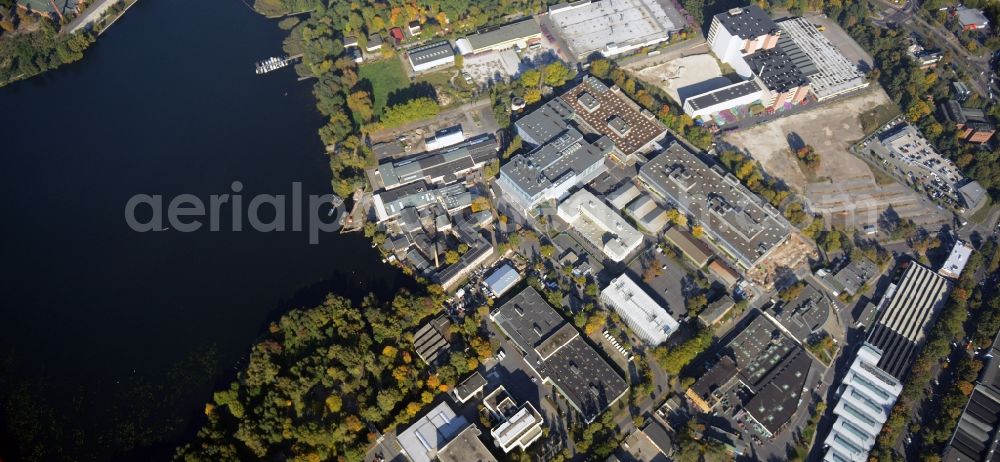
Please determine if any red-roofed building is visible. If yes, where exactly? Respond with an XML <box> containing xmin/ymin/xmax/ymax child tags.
<box><xmin>389</xmin><ymin>27</ymin><xmax>405</xmax><ymax>46</ymax></box>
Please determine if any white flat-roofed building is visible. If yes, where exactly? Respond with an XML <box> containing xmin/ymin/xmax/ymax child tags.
<box><xmin>408</xmin><ymin>41</ymin><xmax>455</xmax><ymax>72</ymax></box>
<box><xmin>497</xmin><ymin>126</ymin><xmax>613</xmax><ymax>215</ymax></box>
<box><xmin>601</xmin><ymin>274</ymin><xmax>679</xmax><ymax>345</ymax></box>
<box><xmin>484</xmin><ymin>263</ymin><xmax>522</xmax><ymax>298</ymax></box>
<box><xmin>483</xmin><ymin>385</ymin><xmax>544</xmax><ymax>452</ymax></box>
<box><xmin>491</xmin><ymin>403</ymin><xmax>544</xmax><ymax>452</ymax></box>
<box><xmin>456</xmin><ymin>18</ymin><xmax>542</xmax><ymax>55</ymax></box>
<box><xmin>939</xmin><ymin>240</ymin><xmax>974</xmax><ymax>279</ymax></box>
<box><xmin>546</xmin><ymin>0</ymin><xmax>682</xmax><ymax>58</ymax></box>
<box><xmin>425</xmin><ymin>125</ymin><xmax>465</xmax><ymax>152</ymax></box>
<box><xmin>823</xmin><ymin>344</ymin><xmax>903</xmax><ymax>462</ymax></box>
<box><xmin>397</xmin><ymin>401</ymin><xmax>470</xmax><ymax>462</ymax></box>
<box><xmin>557</xmin><ymin>189</ymin><xmax>643</xmax><ymax>262</ymax></box>
<box><xmin>683</xmin><ymin>80</ymin><xmax>764</xmax><ymax>119</ymax></box>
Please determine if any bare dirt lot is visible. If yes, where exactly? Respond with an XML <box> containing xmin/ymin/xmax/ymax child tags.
<box><xmin>633</xmin><ymin>54</ymin><xmax>731</xmax><ymax>104</ymax></box>
<box><xmin>747</xmin><ymin>232</ymin><xmax>818</xmax><ymax>290</ymax></box>
<box><xmin>723</xmin><ymin>88</ymin><xmax>951</xmax><ymax>232</ymax></box>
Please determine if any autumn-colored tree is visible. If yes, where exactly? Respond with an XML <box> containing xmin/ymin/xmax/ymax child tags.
<box><xmin>347</xmin><ymin>90</ymin><xmax>374</xmax><ymax>123</ymax></box>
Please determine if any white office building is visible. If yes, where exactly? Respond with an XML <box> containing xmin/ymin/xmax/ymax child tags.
<box><xmin>600</xmin><ymin>274</ymin><xmax>679</xmax><ymax>345</ymax></box>
<box><xmin>557</xmin><ymin>189</ymin><xmax>642</xmax><ymax>262</ymax></box>
<box><xmin>823</xmin><ymin>345</ymin><xmax>903</xmax><ymax>462</ymax></box>
<box><xmin>939</xmin><ymin>240</ymin><xmax>974</xmax><ymax>280</ymax></box>
<box><xmin>823</xmin><ymin>262</ymin><xmax>951</xmax><ymax>462</ymax></box>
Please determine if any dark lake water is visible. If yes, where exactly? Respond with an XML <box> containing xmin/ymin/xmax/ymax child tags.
<box><xmin>0</xmin><ymin>1</ymin><xmax>410</xmax><ymax>460</ymax></box>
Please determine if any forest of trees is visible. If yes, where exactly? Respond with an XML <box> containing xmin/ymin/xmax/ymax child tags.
<box><xmin>175</xmin><ymin>289</ymin><xmax>494</xmax><ymax>461</ymax></box>
<box><xmin>0</xmin><ymin>18</ymin><xmax>93</xmax><ymax>86</ymax></box>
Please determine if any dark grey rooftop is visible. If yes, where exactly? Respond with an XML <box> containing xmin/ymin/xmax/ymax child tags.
<box><xmin>776</xmin><ymin>31</ymin><xmax>819</xmax><ymax>76</ymax></box>
<box><xmin>491</xmin><ymin>287</ymin><xmax>628</xmax><ymax>422</ymax></box>
<box><xmin>491</xmin><ymin>287</ymin><xmax>568</xmax><ymax>352</ymax></box>
<box><xmin>769</xmin><ymin>284</ymin><xmax>830</xmax><ymax>343</ymax></box>
<box><xmin>728</xmin><ymin>313</ymin><xmax>799</xmax><ymax>389</ymax></box>
<box><xmin>638</xmin><ymin>141</ymin><xmax>790</xmax><ymax>269</ymax></box>
<box><xmin>408</xmin><ymin>41</ymin><xmax>454</xmax><ymax>66</ymax></box>
<box><xmin>454</xmin><ymin>372</ymin><xmax>488</xmax><ymax>401</ymax></box>
<box><xmin>514</xmin><ymin>97</ymin><xmax>574</xmax><ymax>146</ymax></box>
<box><xmin>685</xmin><ymin>80</ymin><xmax>762</xmax><ymax>111</ymax></box>
<box><xmin>713</xmin><ymin>5</ymin><xmax>779</xmax><ymax>40</ymax></box>
<box><xmin>413</xmin><ymin>316</ymin><xmax>451</xmax><ymax>365</ymax></box>
<box><xmin>744</xmin><ymin>348</ymin><xmax>811</xmax><ymax>436</ymax></box>
<box><xmin>745</xmin><ymin>48</ymin><xmax>810</xmax><ymax>93</ymax></box>
<box><xmin>943</xmin><ymin>386</ymin><xmax>1000</xmax><ymax>462</ymax></box>
<box><xmin>540</xmin><ymin>323</ymin><xmax>629</xmax><ymax>422</ymax></box>
<box><xmin>831</xmin><ymin>257</ymin><xmax>878</xmax><ymax>296</ymax></box>
<box><xmin>437</xmin><ymin>425</ymin><xmax>497</xmax><ymax>462</ymax></box>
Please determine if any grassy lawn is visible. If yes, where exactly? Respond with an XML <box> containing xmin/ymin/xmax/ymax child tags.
<box><xmin>359</xmin><ymin>59</ymin><xmax>409</xmax><ymax>116</ymax></box>
<box><xmin>859</xmin><ymin>102</ymin><xmax>902</xmax><ymax>134</ymax></box>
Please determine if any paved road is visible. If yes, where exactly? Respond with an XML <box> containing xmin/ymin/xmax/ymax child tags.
<box><xmin>65</xmin><ymin>0</ymin><xmax>123</xmax><ymax>34</ymax></box>
<box><xmin>619</xmin><ymin>38</ymin><xmax>709</xmax><ymax>70</ymax></box>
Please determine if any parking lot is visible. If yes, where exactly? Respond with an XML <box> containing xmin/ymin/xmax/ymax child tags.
<box><xmin>860</xmin><ymin>118</ymin><xmax>967</xmax><ymax>208</ymax></box>
<box><xmin>460</xmin><ymin>36</ymin><xmax>561</xmax><ymax>87</ymax></box>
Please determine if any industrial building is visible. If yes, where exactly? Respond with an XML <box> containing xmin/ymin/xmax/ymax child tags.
<box><xmin>545</xmin><ymin>0</ymin><xmax>683</xmax><ymax>58</ymax></box>
<box><xmin>497</xmin><ymin>127</ymin><xmax>613</xmax><ymax>214</ymax></box>
<box><xmin>600</xmin><ymin>274</ymin><xmax>679</xmax><ymax>345</ymax></box>
<box><xmin>960</xmin><ymin>180</ymin><xmax>989</xmax><ymax>212</ymax></box>
<box><xmin>638</xmin><ymin>141</ymin><xmax>791</xmax><ymax>270</ymax></box>
<box><xmin>776</xmin><ymin>17</ymin><xmax>868</xmax><ymax>101</ymax></box>
<box><xmin>824</xmin><ymin>262</ymin><xmax>952</xmax><ymax>462</ymax></box>
<box><xmin>513</xmin><ymin>77</ymin><xmax>667</xmax><ymax>160</ymax></box>
<box><xmin>424</xmin><ymin>125</ymin><xmax>465</xmax><ymax>152</ymax></box>
<box><xmin>412</xmin><ymin>316</ymin><xmax>452</xmax><ymax>366</ymax></box>
<box><xmin>375</xmin><ymin>134</ymin><xmax>499</xmax><ymax>190</ymax></box>
<box><xmin>956</xmin><ymin>6</ymin><xmax>990</xmax><ymax>31</ymax></box>
<box><xmin>558</xmin><ymin>77</ymin><xmax>668</xmax><ymax>159</ymax></box>
<box><xmin>744</xmin><ymin>47</ymin><xmax>811</xmax><ymax>110</ymax></box>
<box><xmin>372</xmin><ymin>181</ymin><xmax>472</xmax><ymax>221</ymax></box>
<box><xmin>766</xmin><ymin>283</ymin><xmax>830</xmax><ymax>343</ymax></box>
<box><xmin>816</xmin><ymin>257</ymin><xmax>879</xmax><ymax>297</ymax></box>
<box><xmin>707</xmin><ymin>5</ymin><xmax>782</xmax><ymax>78</ymax></box>
<box><xmin>407</xmin><ymin>40</ymin><xmax>456</xmax><ymax>72</ymax></box>
<box><xmin>456</xmin><ymin>18</ymin><xmax>542</xmax><ymax>55</ymax></box>
<box><xmin>452</xmin><ymin>372</ymin><xmax>488</xmax><ymax>404</ymax></box>
<box><xmin>490</xmin><ymin>287</ymin><xmax>629</xmax><ymax>423</ymax></box>
<box><xmin>557</xmin><ymin>189</ymin><xmax>643</xmax><ymax>262</ymax></box>
<box><xmin>822</xmin><ymin>344</ymin><xmax>904</xmax><ymax>462</ymax></box>
<box><xmin>624</xmin><ymin>194</ymin><xmax>670</xmax><ymax>233</ymax></box>
<box><xmin>607</xmin><ymin>181</ymin><xmax>642</xmax><ymax>210</ymax></box>
<box><xmin>664</xmin><ymin>226</ymin><xmax>715</xmax><ymax>268</ymax></box>
<box><xmin>685</xmin><ymin>312</ymin><xmax>812</xmax><ymax>438</ymax></box>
